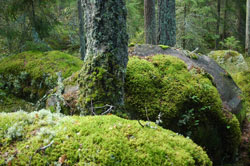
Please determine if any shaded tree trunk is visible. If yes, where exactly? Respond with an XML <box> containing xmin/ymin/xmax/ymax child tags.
<box><xmin>222</xmin><ymin>0</ymin><xmax>228</xmax><ymax>41</ymax></box>
<box><xmin>246</xmin><ymin>0</ymin><xmax>250</xmax><ymax>55</ymax></box>
<box><xmin>144</xmin><ymin>0</ymin><xmax>156</xmax><ymax>44</ymax></box>
<box><xmin>157</xmin><ymin>0</ymin><xmax>176</xmax><ymax>46</ymax></box>
<box><xmin>183</xmin><ymin>3</ymin><xmax>187</xmax><ymax>49</ymax></box>
<box><xmin>216</xmin><ymin>0</ymin><xmax>221</xmax><ymax>49</ymax></box>
<box><xmin>78</xmin><ymin>0</ymin><xmax>85</xmax><ymax>60</ymax></box>
<box><xmin>78</xmin><ymin>0</ymin><xmax>128</xmax><ymax>113</ymax></box>
<box><xmin>237</xmin><ymin>0</ymin><xmax>246</xmax><ymax>47</ymax></box>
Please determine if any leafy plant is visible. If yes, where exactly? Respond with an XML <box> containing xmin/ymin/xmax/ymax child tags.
<box><xmin>220</xmin><ymin>36</ymin><xmax>241</xmax><ymax>51</ymax></box>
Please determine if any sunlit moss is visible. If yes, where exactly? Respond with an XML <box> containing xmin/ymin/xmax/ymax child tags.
<box><xmin>125</xmin><ymin>55</ymin><xmax>241</xmax><ymax>163</ymax></box>
<box><xmin>0</xmin><ymin>110</ymin><xmax>212</xmax><ymax>166</ymax></box>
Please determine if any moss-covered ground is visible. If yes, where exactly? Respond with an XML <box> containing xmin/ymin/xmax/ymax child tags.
<box><xmin>0</xmin><ymin>51</ymin><xmax>83</xmax><ymax>102</ymax></box>
<box><xmin>0</xmin><ymin>110</ymin><xmax>212</xmax><ymax>166</ymax></box>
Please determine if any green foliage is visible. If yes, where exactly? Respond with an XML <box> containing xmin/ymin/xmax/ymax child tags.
<box><xmin>0</xmin><ymin>51</ymin><xmax>83</xmax><ymax>101</ymax></box>
<box><xmin>0</xmin><ymin>90</ymin><xmax>34</xmax><ymax>113</ymax></box>
<box><xmin>208</xmin><ymin>50</ymin><xmax>248</xmax><ymax>74</ymax></box>
<box><xmin>126</xmin><ymin>0</ymin><xmax>144</xmax><ymax>43</ymax></box>
<box><xmin>220</xmin><ymin>36</ymin><xmax>241</xmax><ymax>51</ymax></box>
<box><xmin>125</xmin><ymin>55</ymin><xmax>241</xmax><ymax>163</ymax></box>
<box><xmin>0</xmin><ymin>110</ymin><xmax>212</xmax><ymax>165</ymax></box>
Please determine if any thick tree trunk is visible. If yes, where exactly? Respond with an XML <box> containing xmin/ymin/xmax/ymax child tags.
<box><xmin>216</xmin><ymin>0</ymin><xmax>221</xmax><ymax>49</ymax></box>
<box><xmin>78</xmin><ymin>0</ymin><xmax>85</xmax><ymax>60</ymax></box>
<box><xmin>78</xmin><ymin>0</ymin><xmax>128</xmax><ymax>113</ymax></box>
<box><xmin>246</xmin><ymin>0</ymin><xmax>250</xmax><ymax>56</ymax></box>
<box><xmin>157</xmin><ymin>0</ymin><xmax>176</xmax><ymax>46</ymax></box>
<box><xmin>144</xmin><ymin>0</ymin><xmax>156</xmax><ymax>44</ymax></box>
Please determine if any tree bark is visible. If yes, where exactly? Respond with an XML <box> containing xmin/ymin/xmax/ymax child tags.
<box><xmin>144</xmin><ymin>0</ymin><xmax>156</xmax><ymax>44</ymax></box>
<box><xmin>222</xmin><ymin>0</ymin><xmax>228</xmax><ymax>41</ymax></box>
<box><xmin>157</xmin><ymin>0</ymin><xmax>176</xmax><ymax>46</ymax></box>
<box><xmin>246</xmin><ymin>0</ymin><xmax>250</xmax><ymax>55</ymax></box>
<box><xmin>78</xmin><ymin>0</ymin><xmax>128</xmax><ymax>113</ymax></box>
<box><xmin>78</xmin><ymin>0</ymin><xmax>85</xmax><ymax>60</ymax></box>
<box><xmin>216</xmin><ymin>0</ymin><xmax>221</xmax><ymax>49</ymax></box>
<box><xmin>183</xmin><ymin>3</ymin><xmax>187</xmax><ymax>49</ymax></box>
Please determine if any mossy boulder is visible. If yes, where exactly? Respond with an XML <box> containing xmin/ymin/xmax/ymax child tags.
<box><xmin>131</xmin><ymin>45</ymin><xmax>244</xmax><ymax>124</ymax></box>
<box><xmin>208</xmin><ymin>50</ymin><xmax>248</xmax><ymax>74</ymax></box>
<box><xmin>0</xmin><ymin>90</ymin><xmax>34</xmax><ymax>113</ymax></box>
<box><xmin>125</xmin><ymin>55</ymin><xmax>241</xmax><ymax>163</ymax></box>
<box><xmin>0</xmin><ymin>110</ymin><xmax>212</xmax><ymax>166</ymax></box>
<box><xmin>0</xmin><ymin>51</ymin><xmax>83</xmax><ymax>102</ymax></box>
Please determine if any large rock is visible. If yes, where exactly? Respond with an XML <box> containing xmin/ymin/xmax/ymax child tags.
<box><xmin>0</xmin><ymin>51</ymin><xmax>83</xmax><ymax>102</ymax></box>
<box><xmin>130</xmin><ymin>45</ymin><xmax>243</xmax><ymax>120</ymax></box>
<box><xmin>208</xmin><ymin>50</ymin><xmax>248</xmax><ymax>74</ymax></box>
<box><xmin>0</xmin><ymin>110</ymin><xmax>212</xmax><ymax>166</ymax></box>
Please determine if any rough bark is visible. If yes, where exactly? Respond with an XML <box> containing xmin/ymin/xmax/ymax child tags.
<box><xmin>78</xmin><ymin>0</ymin><xmax>128</xmax><ymax>113</ymax></box>
<box><xmin>77</xmin><ymin>0</ymin><xmax>85</xmax><ymax>60</ymax></box>
<box><xmin>216</xmin><ymin>0</ymin><xmax>221</xmax><ymax>49</ymax></box>
<box><xmin>222</xmin><ymin>0</ymin><xmax>228</xmax><ymax>41</ymax></box>
<box><xmin>157</xmin><ymin>0</ymin><xmax>176</xmax><ymax>47</ymax></box>
<box><xmin>246</xmin><ymin>0</ymin><xmax>250</xmax><ymax>56</ymax></box>
<box><xmin>183</xmin><ymin>3</ymin><xmax>187</xmax><ymax>49</ymax></box>
<box><xmin>144</xmin><ymin>0</ymin><xmax>156</xmax><ymax>44</ymax></box>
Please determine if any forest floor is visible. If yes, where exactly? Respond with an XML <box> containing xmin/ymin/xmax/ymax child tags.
<box><xmin>238</xmin><ymin>115</ymin><xmax>250</xmax><ymax>165</ymax></box>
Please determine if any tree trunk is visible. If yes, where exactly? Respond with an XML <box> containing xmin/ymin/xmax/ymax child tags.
<box><xmin>144</xmin><ymin>0</ymin><xmax>156</xmax><ymax>44</ymax></box>
<box><xmin>78</xmin><ymin>0</ymin><xmax>128</xmax><ymax>113</ymax></box>
<box><xmin>157</xmin><ymin>0</ymin><xmax>176</xmax><ymax>46</ymax></box>
<box><xmin>78</xmin><ymin>0</ymin><xmax>85</xmax><ymax>60</ymax></box>
<box><xmin>246</xmin><ymin>0</ymin><xmax>250</xmax><ymax>55</ymax></box>
<box><xmin>183</xmin><ymin>3</ymin><xmax>187</xmax><ymax>49</ymax></box>
<box><xmin>222</xmin><ymin>0</ymin><xmax>228</xmax><ymax>41</ymax></box>
<box><xmin>216</xmin><ymin>0</ymin><xmax>221</xmax><ymax>49</ymax></box>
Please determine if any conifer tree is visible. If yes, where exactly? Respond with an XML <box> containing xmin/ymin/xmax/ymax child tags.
<box><xmin>78</xmin><ymin>0</ymin><xmax>128</xmax><ymax>113</ymax></box>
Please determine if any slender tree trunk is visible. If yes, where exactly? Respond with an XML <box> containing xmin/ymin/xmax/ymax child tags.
<box><xmin>222</xmin><ymin>0</ymin><xmax>228</xmax><ymax>41</ymax></box>
<box><xmin>216</xmin><ymin>0</ymin><xmax>221</xmax><ymax>49</ymax></box>
<box><xmin>144</xmin><ymin>0</ymin><xmax>156</xmax><ymax>44</ymax></box>
<box><xmin>78</xmin><ymin>0</ymin><xmax>128</xmax><ymax>113</ymax></box>
<box><xmin>157</xmin><ymin>0</ymin><xmax>176</xmax><ymax>46</ymax></box>
<box><xmin>238</xmin><ymin>0</ymin><xmax>246</xmax><ymax>47</ymax></box>
<box><xmin>183</xmin><ymin>3</ymin><xmax>187</xmax><ymax>49</ymax></box>
<box><xmin>78</xmin><ymin>0</ymin><xmax>85</xmax><ymax>60</ymax></box>
<box><xmin>246</xmin><ymin>0</ymin><xmax>250</xmax><ymax>55</ymax></box>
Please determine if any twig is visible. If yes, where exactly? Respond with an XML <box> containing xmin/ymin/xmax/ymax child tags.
<box><xmin>29</xmin><ymin>140</ymin><xmax>54</xmax><ymax>166</ymax></box>
<box><xmin>138</xmin><ymin>120</ymin><xmax>144</xmax><ymax>128</ymax></box>
<box><xmin>145</xmin><ymin>107</ymin><xmax>150</xmax><ymax>121</ymax></box>
<box><xmin>191</xmin><ymin>47</ymin><xmax>199</xmax><ymax>53</ymax></box>
<box><xmin>101</xmin><ymin>105</ymin><xmax>114</xmax><ymax>115</ymax></box>
<box><xmin>90</xmin><ymin>99</ymin><xmax>96</xmax><ymax>115</ymax></box>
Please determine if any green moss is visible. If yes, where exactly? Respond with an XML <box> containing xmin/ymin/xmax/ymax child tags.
<box><xmin>128</xmin><ymin>43</ymin><xmax>135</xmax><ymax>47</ymax></box>
<box><xmin>208</xmin><ymin>50</ymin><xmax>248</xmax><ymax>74</ymax></box>
<box><xmin>232</xmin><ymin>71</ymin><xmax>250</xmax><ymax>119</ymax></box>
<box><xmin>158</xmin><ymin>45</ymin><xmax>170</xmax><ymax>50</ymax></box>
<box><xmin>125</xmin><ymin>55</ymin><xmax>241</xmax><ymax>163</ymax></box>
<box><xmin>0</xmin><ymin>51</ymin><xmax>83</xmax><ymax>101</ymax></box>
<box><xmin>77</xmin><ymin>54</ymin><xmax>126</xmax><ymax>114</ymax></box>
<box><xmin>0</xmin><ymin>110</ymin><xmax>212</xmax><ymax>166</ymax></box>
<box><xmin>0</xmin><ymin>90</ymin><xmax>34</xmax><ymax>113</ymax></box>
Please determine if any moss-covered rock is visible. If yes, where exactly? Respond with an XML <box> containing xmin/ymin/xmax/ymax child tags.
<box><xmin>0</xmin><ymin>51</ymin><xmax>83</xmax><ymax>102</ymax></box>
<box><xmin>0</xmin><ymin>90</ymin><xmax>34</xmax><ymax>113</ymax></box>
<box><xmin>0</xmin><ymin>110</ymin><xmax>212</xmax><ymax>166</ymax></box>
<box><xmin>208</xmin><ymin>50</ymin><xmax>248</xmax><ymax>73</ymax></box>
<box><xmin>233</xmin><ymin>71</ymin><xmax>250</xmax><ymax>118</ymax></box>
<box><xmin>125</xmin><ymin>55</ymin><xmax>241</xmax><ymax>163</ymax></box>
